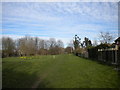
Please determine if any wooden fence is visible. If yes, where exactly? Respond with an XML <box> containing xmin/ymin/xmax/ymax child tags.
<box><xmin>87</xmin><ymin>48</ymin><xmax>120</xmax><ymax>69</ymax></box>
<box><xmin>97</xmin><ymin>48</ymin><xmax>119</xmax><ymax>64</ymax></box>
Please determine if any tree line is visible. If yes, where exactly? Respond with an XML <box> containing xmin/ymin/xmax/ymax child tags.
<box><xmin>1</xmin><ymin>35</ymin><xmax>93</xmax><ymax>58</ymax></box>
<box><xmin>2</xmin><ymin>36</ymin><xmax>69</xmax><ymax>57</ymax></box>
<box><xmin>1</xmin><ymin>31</ymin><xmax>114</xmax><ymax>58</ymax></box>
<box><xmin>73</xmin><ymin>31</ymin><xmax>114</xmax><ymax>56</ymax></box>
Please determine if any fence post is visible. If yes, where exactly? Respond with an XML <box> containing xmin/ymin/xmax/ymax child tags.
<box><xmin>115</xmin><ymin>50</ymin><xmax>117</xmax><ymax>64</ymax></box>
<box><xmin>112</xmin><ymin>49</ymin><xmax>114</xmax><ymax>63</ymax></box>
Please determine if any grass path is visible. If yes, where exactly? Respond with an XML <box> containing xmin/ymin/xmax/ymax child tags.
<box><xmin>32</xmin><ymin>55</ymin><xmax>61</xmax><ymax>88</ymax></box>
<box><xmin>2</xmin><ymin>54</ymin><xmax>119</xmax><ymax>88</ymax></box>
<box><xmin>32</xmin><ymin>55</ymin><xmax>67</xmax><ymax>88</ymax></box>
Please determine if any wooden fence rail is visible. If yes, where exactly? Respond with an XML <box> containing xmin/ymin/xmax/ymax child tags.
<box><xmin>87</xmin><ymin>48</ymin><xmax>120</xmax><ymax>70</ymax></box>
<box><xmin>77</xmin><ymin>37</ymin><xmax>120</xmax><ymax>70</ymax></box>
<box><xmin>98</xmin><ymin>50</ymin><xmax>118</xmax><ymax>64</ymax></box>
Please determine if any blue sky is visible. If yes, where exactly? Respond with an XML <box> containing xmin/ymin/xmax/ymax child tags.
<box><xmin>2</xmin><ymin>2</ymin><xmax>118</xmax><ymax>46</ymax></box>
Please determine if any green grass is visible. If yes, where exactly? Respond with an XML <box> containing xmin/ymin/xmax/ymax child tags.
<box><xmin>2</xmin><ymin>54</ymin><xmax>119</xmax><ymax>88</ymax></box>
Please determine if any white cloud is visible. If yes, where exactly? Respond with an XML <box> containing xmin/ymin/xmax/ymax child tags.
<box><xmin>3</xmin><ymin>3</ymin><xmax>62</xmax><ymax>24</ymax></box>
<box><xmin>1</xmin><ymin>0</ymin><xmax>119</xmax><ymax>2</ymax></box>
<box><xmin>3</xmin><ymin>2</ymin><xmax>118</xmax><ymax>23</ymax></box>
<box><xmin>2</xmin><ymin>2</ymin><xmax>118</xmax><ymax>45</ymax></box>
<box><xmin>58</xmin><ymin>2</ymin><xmax>118</xmax><ymax>22</ymax></box>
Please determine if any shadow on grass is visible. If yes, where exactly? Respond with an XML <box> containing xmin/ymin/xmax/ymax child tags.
<box><xmin>2</xmin><ymin>68</ymin><xmax>49</xmax><ymax>88</ymax></box>
<box><xmin>37</xmin><ymin>80</ymin><xmax>51</xmax><ymax>88</ymax></box>
<box><xmin>118</xmin><ymin>71</ymin><xmax>120</xmax><ymax>88</ymax></box>
<box><xmin>80</xmin><ymin>56</ymin><xmax>115</xmax><ymax>67</ymax></box>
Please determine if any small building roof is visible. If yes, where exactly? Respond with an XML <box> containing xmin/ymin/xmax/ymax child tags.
<box><xmin>115</xmin><ymin>37</ymin><xmax>120</xmax><ymax>42</ymax></box>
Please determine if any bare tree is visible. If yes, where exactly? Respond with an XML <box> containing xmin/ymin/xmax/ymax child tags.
<box><xmin>66</xmin><ymin>40</ymin><xmax>74</xmax><ymax>53</ymax></box>
<box><xmin>93</xmin><ymin>39</ymin><xmax>98</xmax><ymax>46</ymax></box>
<box><xmin>49</xmin><ymin>38</ymin><xmax>57</xmax><ymax>55</ymax></box>
<box><xmin>99</xmin><ymin>31</ymin><xmax>114</xmax><ymax>44</ymax></box>
<box><xmin>35</xmin><ymin>37</ymin><xmax>39</xmax><ymax>54</ymax></box>
<box><xmin>65</xmin><ymin>46</ymin><xmax>73</xmax><ymax>54</ymax></box>
<box><xmin>38</xmin><ymin>39</ymin><xmax>49</xmax><ymax>55</ymax></box>
<box><xmin>56</xmin><ymin>40</ymin><xmax>64</xmax><ymax>54</ymax></box>
<box><xmin>2</xmin><ymin>37</ymin><xmax>15</xmax><ymax>57</ymax></box>
<box><xmin>18</xmin><ymin>36</ymin><xmax>36</xmax><ymax>56</ymax></box>
<box><xmin>49</xmin><ymin>38</ymin><xmax>56</xmax><ymax>48</ymax></box>
<box><xmin>2</xmin><ymin>36</ymin><xmax>66</xmax><ymax>57</ymax></box>
<box><xmin>44</xmin><ymin>40</ymin><xmax>50</xmax><ymax>50</ymax></box>
<box><xmin>57</xmin><ymin>40</ymin><xmax>64</xmax><ymax>48</ymax></box>
<box><xmin>18</xmin><ymin>38</ymin><xmax>26</xmax><ymax>56</ymax></box>
<box><xmin>27</xmin><ymin>37</ymin><xmax>36</xmax><ymax>55</ymax></box>
<box><xmin>39</xmin><ymin>39</ymin><xmax>45</xmax><ymax>49</ymax></box>
<box><xmin>68</xmin><ymin>40</ymin><xmax>74</xmax><ymax>48</ymax></box>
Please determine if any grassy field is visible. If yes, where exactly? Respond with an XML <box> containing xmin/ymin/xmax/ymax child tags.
<box><xmin>2</xmin><ymin>54</ymin><xmax>119</xmax><ymax>88</ymax></box>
